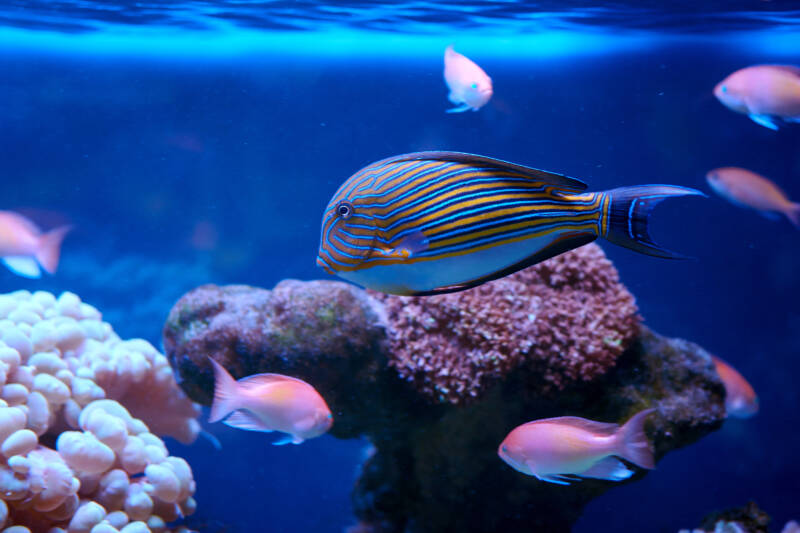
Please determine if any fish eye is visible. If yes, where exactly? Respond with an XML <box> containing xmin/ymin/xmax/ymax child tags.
<box><xmin>721</xmin><ymin>85</ymin><xmax>727</xmax><ymax>93</ymax></box>
<box><xmin>336</xmin><ymin>201</ymin><xmax>354</xmax><ymax>219</ymax></box>
<box><xmin>471</xmin><ymin>83</ymin><xmax>478</xmax><ymax>89</ymax></box>
<box><xmin>327</xmin><ymin>413</ymin><xmax>333</xmax><ymax>419</ymax></box>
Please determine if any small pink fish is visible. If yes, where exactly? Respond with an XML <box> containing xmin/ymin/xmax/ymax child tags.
<box><xmin>443</xmin><ymin>45</ymin><xmax>493</xmax><ymax>113</ymax></box>
<box><xmin>714</xmin><ymin>65</ymin><xmax>800</xmax><ymax>130</ymax></box>
<box><xmin>498</xmin><ymin>409</ymin><xmax>655</xmax><ymax>485</ymax></box>
<box><xmin>711</xmin><ymin>356</ymin><xmax>758</xmax><ymax>419</ymax></box>
<box><xmin>0</xmin><ymin>211</ymin><xmax>71</xmax><ymax>279</ymax></box>
<box><xmin>706</xmin><ymin>167</ymin><xmax>800</xmax><ymax>228</ymax></box>
<box><xmin>208</xmin><ymin>357</ymin><xmax>333</xmax><ymax>445</ymax></box>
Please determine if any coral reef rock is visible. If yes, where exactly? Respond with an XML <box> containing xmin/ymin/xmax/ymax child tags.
<box><xmin>372</xmin><ymin>243</ymin><xmax>640</xmax><ymax>404</ymax></box>
<box><xmin>164</xmin><ymin>245</ymin><xmax>725</xmax><ymax>533</ymax></box>
<box><xmin>681</xmin><ymin>501</ymin><xmax>775</xmax><ymax>533</ymax></box>
<box><xmin>0</xmin><ymin>290</ymin><xmax>199</xmax><ymax>533</ymax></box>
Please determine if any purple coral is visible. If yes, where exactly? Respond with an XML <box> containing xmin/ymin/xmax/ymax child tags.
<box><xmin>372</xmin><ymin>243</ymin><xmax>640</xmax><ymax>404</ymax></box>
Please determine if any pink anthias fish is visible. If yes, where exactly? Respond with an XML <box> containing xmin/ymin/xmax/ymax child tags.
<box><xmin>443</xmin><ymin>45</ymin><xmax>493</xmax><ymax>113</ymax></box>
<box><xmin>498</xmin><ymin>409</ymin><xmax>655</xmax><ymax>485</ymax></box>
<box><xmin>0</xmin><ymin>211</ymin><xmax>71</xmax><ymax>279</ymax></box>
<box><xmin>711</xmin><ymin>355</ymin><xmax>759</xmax><ymax>419</ymax></box>
<box><xmin>706</xmin><ymin>167</ymin><xmax>800</xmax><ymax>228</ymax></box>
<box><xmin>714</xmin><ymin>65</ymin><xmax>800</xmax><ymax>130</ymax></box>
<box><xmin>208</xmin><ymin>357</ymin><xmax>333</xmax><ymax>445</ymax></box>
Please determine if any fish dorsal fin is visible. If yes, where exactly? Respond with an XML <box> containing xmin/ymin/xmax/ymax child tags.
<box><xmin>381</xmin><ymin>151</ymin><xmax>588</xmax><ymax>192</ymax></box>
<box><xmin>237</xmin><ymin>372</ymin><xmax>308</xmax><ymax>390</ymax></box>
<box><xmin>766</xmin><ymin>64</ymin><xmax>800</xmax><ymax>77</ymax></box>
<box><xmin>2</xmin><ymin>211</ymin><xmax>42</xmax><ymax>236</ymax></box>
<box><xmin>525</xmin><ymin>416</ymin><xmax>619</xmax><ymax>435</ymax></box>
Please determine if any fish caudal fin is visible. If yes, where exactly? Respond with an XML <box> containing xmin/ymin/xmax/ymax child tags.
<box><xmin>785</xmin><ymin>203</ymin><xmax>800</xmax><ymax>229</ymax></box>
<box><xmin>36</xmin><ymin>225</ymin><xmax>72</xmax><ymax>274</ymax></box>
<box><xmin>603</xmin><ymin>185</ymin><xmax>704</xmax><ymax>259</ymax></box>
<box><xmin>208</xmin><ymin>357</ymin><xmax>241</xmax><ymax>423</ymax></box>
<box><xmin>615</xmin><ymin>408</ymin><xmax>656</xmax><ymax>470</ymax></box>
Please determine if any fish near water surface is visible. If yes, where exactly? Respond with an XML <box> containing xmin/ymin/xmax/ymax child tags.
<box><xmin>0</xmin><ymin>211</ymin><xmax>71</xmax><ymax>278</ymax></box>
<box><xmin>208</xmin><ymin>357</ymin><xmax>333</xmax><ymax>445</ymax></box>
<box><xmin>317</xmin><ymin>151</ymin><xmax>703</xmax><ymax>296</ymax></box>
<box><xmin>443</xmin><ymin>45</ymin><xmax>493</xmax><ymax>113</ymax></box>
<box><xmin>498</xmin><ymin>409</ymin><xmax>656</xmax><ymax>485</ymax></box>
<box><xmin>706</xmin><ymin>167</ymin><xmax>800</xmax><ymax>228</ymax></box>
<box><xmin>714</xmin><ymin>65</ymin><xmax>800</xmax><ymax>130</ymax></box>
<box><xmin>711</xmin><ymin>355</ymin><xmax>759</xmax><ymax>419</ymax></box>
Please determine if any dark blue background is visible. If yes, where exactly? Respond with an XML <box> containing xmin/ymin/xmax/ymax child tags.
<box><xmin>0</xmin><ymin>38</ymin><xmax>798</xmax><ymax>532</ymax></box>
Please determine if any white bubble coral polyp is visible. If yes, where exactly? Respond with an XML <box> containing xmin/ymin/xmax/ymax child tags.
<box><xmin>0</xmin><ymin>290</ymin><xmax>199</xmax><ymax>532</ymax></box>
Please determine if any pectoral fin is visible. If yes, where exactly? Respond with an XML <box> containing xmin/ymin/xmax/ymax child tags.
<box><xmin>381</xmin><ymin>231</ymin><xmax>430</xmax><ymax>259</ymax></box>
<box><xmin>446</xmin><ymin>103</ymin><xmax>472</xmax><ymax>113</ymax></box>
<box><xmin>223</xmin><ymin>410</ymin><xmax>273</xmax><ymax>433</ymax></box>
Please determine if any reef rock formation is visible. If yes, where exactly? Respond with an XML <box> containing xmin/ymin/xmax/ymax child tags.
<box><xmin>680</xmin><ymin>501</ymin><xmax>773</xmax><ymax>533</ymax></box>
<box><xmin>0</xmin><ymin>290</ymin><xmax>198</xmax><ymax>533</ymax></box>
<box><xmin>164</xmin><ymin>243</ymin><xmax>726</xmax><ymax>533</ymax></box>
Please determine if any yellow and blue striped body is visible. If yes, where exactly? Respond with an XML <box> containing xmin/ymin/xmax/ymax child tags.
<box><xmin>317</xmin><ymin>152</ymin><xmax>701</xmax><ymax>296</ymax></box>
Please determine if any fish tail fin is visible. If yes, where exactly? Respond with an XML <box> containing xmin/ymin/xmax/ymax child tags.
<box><xmin>208</xmin><ymin>357</ymin><xmax>241</xmax><ymax>423</ymax></box>
<box><xmin>35</xmin><ymin>225</ymin><xmax>72</xmax><ymax>274</ymax></box>
<box><xmin>602</xmin><ymin>185</ymin><xmax>705</xmax><ymax>259</ymax></box>
<box><xmin>786</xmin><ymin>202</ymin><xmax>800</xmax><ymax>229</ymax></box>
<box><xmin>616</xmin><ymin>408</ymin><xmax>656</xmax><ymax>469</ymax></box>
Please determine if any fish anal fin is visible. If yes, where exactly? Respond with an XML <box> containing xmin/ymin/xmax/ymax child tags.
<box><xmin>410</xmin><ymin>232</ymin><xmax>596</xmax><ymax>296</ymax></box>
<box><xmin>749</xmin><ymin>114</ymin><xmax>780</xmax><ymax>130</ymax></box>
<box><xmin>525</xmin><ymin>416</ymin><xmax>619</xmax><ymax>436</ymax></box>
<box><xmin>223</xmin><ymin>410</ymin><xmax>273</xmax><ymax>432</ymax></box>
<box><xmin>272</xmin><ymin>433</ymin><xmax>304</xmax><ymax>446</ymax></box>
<box><xmin>2</xmin><ymin>257</ymin><xmax>42</xmax><ymax>279</ymax></box>
<box><xmin>580</xmin><ymin>456</ymin><xmax>634</xmax><ymax>481</ymax></box>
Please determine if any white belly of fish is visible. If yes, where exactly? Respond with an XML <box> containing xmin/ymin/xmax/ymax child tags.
<box><xmin>339</xmin><ymin>232</ymin><xmax>569</xmax><ymax>294</ymax></box>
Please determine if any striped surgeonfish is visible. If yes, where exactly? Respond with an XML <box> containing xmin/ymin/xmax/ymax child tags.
<box><xmin>317</xmin><ymin>152</ymin><xmax>703</xmax><ymax>296</ymax></box>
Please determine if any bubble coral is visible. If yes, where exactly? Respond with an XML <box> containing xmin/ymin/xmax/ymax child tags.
<box><xmin>372</xmin><ymin>243</ymin><xmax>641</xmax><ymax>404</ymax></box>
<box><xmin>0</xmin><ymin>290</ymin><xmax>198</xmax><ymax>532</ymax></box>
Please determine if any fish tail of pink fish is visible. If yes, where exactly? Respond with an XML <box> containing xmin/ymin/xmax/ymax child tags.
<box><xmin>208</xmin><ymin>357</ymin><xmax>242</xmax><ymax>423</ymax></box>
<box><xmin>786</xmin><ymin>202</ymin><xmax>800</xmax><ymax>229</ymax></box>
<box><xmin>36</xmin><ymin>224</ymin><xmax>72</xmax><ymax>274</ymax></box>
<box><xmin>615</xmin><ymin>408</ymin><xmax>656</xmax><ymax>470</ymax></box>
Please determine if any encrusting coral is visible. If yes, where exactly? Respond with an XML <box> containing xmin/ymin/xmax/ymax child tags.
<box><xmin>0</xmin><ymin>290</ymin><xmax>198</xmax><ymax>532</ymax></box>
<box><xmin>372</xmin><ymin>243</ymin><xmax>640</xmax><ymax>404</ymax></box>
<box><xmin>165</xmin><ymin>244</ymin><xmax>726</xmax><ymax>533</ymax></box>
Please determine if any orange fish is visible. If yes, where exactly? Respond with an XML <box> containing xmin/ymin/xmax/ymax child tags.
<box><xmin>711</xmin><ymin>356</ymin><xmax>759</xmax><ymax>419</ymax></box>
<box><xmin>443</xmin><ymin>45</ymin><xmax>493</xmax><ymax>113</ymax></box>
<box><xmin>0</xmin><ymin>211</ymin><xmax>71</xmax><ymax>278</ymax></box>
<box><xmin>714</xmin><ymin>65</ymin><xmax>800</xmax><ymax>130</ymax></box>
<box><xmin>706</xmin><ymin>167</ymin><xmax>800</xmax><ymax>228</ymax></box>
<box><xmin>208</xmin><ymin>358</ymin><xmax>333</xmax><ymax>445</ymax></box>
<box><xmin>498</xmin><ymin>409</ymin><xmax>655</xmax><ymax>485</ymax></box>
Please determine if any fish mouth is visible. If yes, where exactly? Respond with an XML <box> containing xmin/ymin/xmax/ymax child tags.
<box><xmin>316</xmin><ymin>255</ymin><xmax>335</xmax><ymax>275</ymax></box>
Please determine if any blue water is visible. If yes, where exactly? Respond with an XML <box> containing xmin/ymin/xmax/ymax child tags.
<box><xmin>1</xmin><ymin>2</ymin><xmax>799</xmax><ymax>532</ymax></box>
